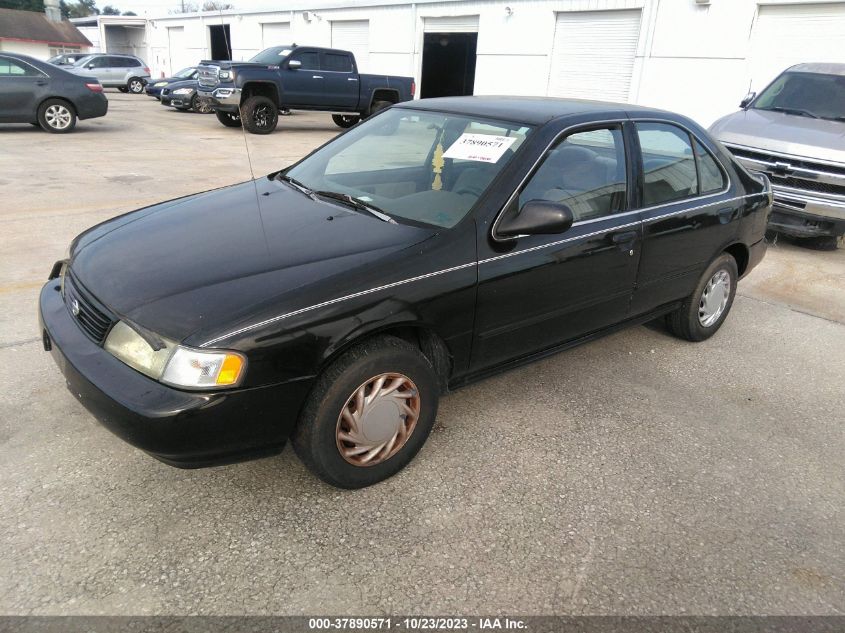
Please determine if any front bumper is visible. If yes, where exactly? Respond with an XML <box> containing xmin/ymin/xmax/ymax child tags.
<box><xmin>145</xmin><ymin>85</ymin><xmax>164</xmax><ymax>98</ymax></box>
<box><xmin>38</xmin><ymin>279</ymin><xmax>311</xmax><ymax>468</ymax></box>
<box><xmin>161</xmin><ymin>92</ymin><xmax>195</xmax><ymax>108</ymax></box>
<box><xmin>198</xmin><ymin>86</ymin><xmax>241</xmax><ymax>112</ymax></box>
<box><xmin>767</xmin><ymin>187</ymin><xmax>845</xmax><ymax>237</ymax></box>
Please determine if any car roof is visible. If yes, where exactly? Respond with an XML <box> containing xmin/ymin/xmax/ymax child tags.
<box><xmin>399</xmin><ymin>95</ymin><xmax>671</xmax><ymax>126</ymax></box>
<box><xmin>788</xmin><ymin>62</ymin><xmax>845</xmax><ymax>76</ymax></box>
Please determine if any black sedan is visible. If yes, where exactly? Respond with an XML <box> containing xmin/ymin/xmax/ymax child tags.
<box><xmin>159</xmin><ymin>79</ymin><xmax>212</xmax><ymax>113</ymax></box>
<box><xmin>0</xmin><ymin>52</ymin><xmax>107</xmax><ymax>133</ymax></box>
<box><xmin>145</xmin><ymin>67</ymin><xmax>199</xmax><ymax>98</ymax></box>
<box><xmin>40</xmin><ymin>97</ymin><xmax>772</xmax><ymax>487</ymax></box>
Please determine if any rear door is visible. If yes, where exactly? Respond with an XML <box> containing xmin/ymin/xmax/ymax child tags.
<box><xmin>629</xmin><ymin>120</ymin><xmax>740</xmax><ymax>315</ymax></box>
<box><xmin>0</xmin><ymin>56</ymin><xmax>48</xmax><ymax>121</ymax></box>
<box><xmin>282</xmin><ymin>49</ymin><xmax>324</xmax><ymax>106</ymax></box>
<box><xmin>472</xmin><ymin>121</ymin><xmax>643</xmax><ymax>371</ymax></box>
<box><xmin>320</xmin><ymin>51</ymin><xmax>359</xmax><ymax>110</ymax></box>
<box><xmin>109</xmin><ymin>56</ymin><xmax>133</xmax><ymax>86</ymax></box>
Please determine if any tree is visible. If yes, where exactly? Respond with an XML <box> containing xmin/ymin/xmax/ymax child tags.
<box><xmin>170</xmin><ymin>0</ymin><xmax>197</xmax><ymax>13</ymax></box>
<box><xmin>122</xmin><ymin>9</ymin><xmax>135</xmax><ymax>14</ymax></box>
<box><xmin>60</xmin><ymin>0</ymin><xmax>98</xmax><ymax>17</ymax></box>
<box><xmin>202</xmin><ymin>0</ymin><xmax>233</xmax><ymax>10</ymax></box>
<box><xmin>100</xmin><ymin>3</ymin><xmax>118</xmax><ymax>13</ymax></box>
<box><xmin>0</xmin><ymin>0</ymin><xmax>45</xmax><ymax>11</ymax></box>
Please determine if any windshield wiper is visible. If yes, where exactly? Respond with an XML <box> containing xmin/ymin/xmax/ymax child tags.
<box><xmin>276</xmin><ymin>173</ymin><xmax>316</xmax><ymax>199</ymax></box>
<box><xmin>766</xmin><ymin>106</ymin><xmax>819</xmax><ymax>119</ymax></box>
<box><xmin>314</xmin><ymin>191</ymin><xmax>396</xmax><ymax>223</ymax></box>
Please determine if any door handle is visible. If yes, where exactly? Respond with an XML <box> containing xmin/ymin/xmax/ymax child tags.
<box><xmin>347</xmin><ymin>77</ymin><xmax>358</xmax><ymax>81</ymax></box>
<box><xmin>610</xmin><ymin>230</ymin><xmax>638</xmax><ymax>245</ymax></box>
<box><xmin>35</xmin><ymin>79</ymin><xmax>48</xmax><ymax>86</ymax></box>
<box><xmin>312</xmin><ymin>75</ymin><xmax>324</xmax><ymax>79</ymax></box>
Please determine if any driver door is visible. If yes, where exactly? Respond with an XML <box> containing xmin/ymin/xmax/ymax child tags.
<box><xmin>282</xmin><ymin>50</ymin><xmax>324</xmax><ymax>107</ymax></box>
<box><xmin>471</xmin><ymin>122</ymin><xmax>643</xmax><ymax>371</ymax></box>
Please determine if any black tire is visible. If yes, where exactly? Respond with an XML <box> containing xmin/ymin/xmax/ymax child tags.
<box><xmin>366</xmin><ymin>99</ymin><xmax>392</xmax><ymax>119</ymax></box>
<box><xmin>798</xmin><ymin>235</ymin><xmax>840</xmax><ymax>251</ymax></box>
<box><xmin>37</xmin><ymin>98</ymin><xmax>76</xmax><ymax>133</ymax></box>
<box><xmin>215</xmin><ymin>110</ymin><xmax>242</xmax><ymax>127</ymax></box>
<box><xmin>332</xmin><ymin>113</ymin><xmax>360</xmax><ymax>128</ymax></box>
<box><xmin>241</xmin><ymin>95</ymin><xmax>278</xmax><ymax>135</ymax></box>
<box><xmin>127</xmin><ymin>77</ymin><xmax>145</xmax><ymax>94</ymax></box>
<box><xmin>665</xmin><ymin>253</ymin><xmax>738</xmax><ymax>342</ymax></box>
<box><xmin>292</xmin><ymin>336</ymin><xmax>439</xmax><ymax>489</ymax></box>
<box><xmin>191</xmin><ymin>94</ymin><xmax>213</xmax><ymax>114</ymax></box>
<box><xmin>117</xmin><ymin>86</ymin><xmax>128</xmax><ymax>93</ymax></box>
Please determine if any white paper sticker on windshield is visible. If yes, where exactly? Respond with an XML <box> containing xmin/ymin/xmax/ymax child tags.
<box><xmin>442</xmin><ymin>134</ymin><xmax>518</xmax><ymax>163</ymax></box>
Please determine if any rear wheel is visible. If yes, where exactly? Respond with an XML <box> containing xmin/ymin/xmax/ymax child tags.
<box><xmin>292</xmin><ymin>336</ymin><xmax>439</xmax><ymax>489</ymax></box>
<box><xmin>799</xmin><ymin>234</ymin><xmax>840</xmax><ymax>251</ymax></box>
<box><xmin>366</xmin><ymin>99</ymin><xmax>391</xmax><ymax>119</ymax></box>
<box><xmin>665</xmin><ymin>253</ymin><xmax>738</xmax><ymax>342</ymax></box>
<box><xmin>241</xmin><ymin>95</ymin><xmax>278</xmax><ymax>134</ymax></box>
<box><xmin>215</xmin><ymin>110</ymin><xmax>242</xmax><ymax>127</ymax></box>
<box><xmin>332</xmin><ymin>113</ymin><xmax>359</xmax><ymax>128</ymax></box>
<box><xmin>127</xmin><ymin>77</ymin><xmax>144</xmax><ymax>94</ymax></box>
<box><xmin>37</xmin><ymin>99</ymin><xmax>76</xmax><ymax>133</ymax></box>
<box><xmin>117</xmin><ymin>86</ymin><xmax>128</xmax><ymax>93</ymax></box>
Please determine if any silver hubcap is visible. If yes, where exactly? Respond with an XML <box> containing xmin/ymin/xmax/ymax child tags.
<box><xmin>130</xmin><ymin>81</ymin><xmax>142</xmax><ymax>92</ymax></box>
<box><xmin>699</xmin><ymin>269</ymin><xmax>731</xmax><ymax>327</ymax></box>
<box><xmin>45</xmin><ymin>105</ymin><xmax>71</xmax><ymax>129</ymax></box>
<box><xmin>336</xmin><ymin>373</ymin><xmax>421</xmax><ymax>467</ymax></box>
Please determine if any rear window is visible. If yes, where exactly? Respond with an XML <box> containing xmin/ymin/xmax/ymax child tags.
<box><xmin>323</xmin><ymin>53</ymin><xmax>352</xmax><ymax>72</ymax></box>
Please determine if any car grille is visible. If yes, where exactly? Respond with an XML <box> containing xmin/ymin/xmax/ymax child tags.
<box><xmin>197</xmin><ymin>65</ymin><xmax>219</xmax><ymax>89</ymax></box>
<box><xmin>724</xmin><ymin>144</ymin><xmax>845</xmax><ymax>202</ymax></box>
<box><xmin>63</xmin><ymin>274</ymin><xmax>114</xmax><ymax>345</ymax></box>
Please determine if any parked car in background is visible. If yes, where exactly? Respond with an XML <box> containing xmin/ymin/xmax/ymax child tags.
<box><xmin>710</xmin><ymin>63</ymin><xmax>845</xmax><ymax>250</ymax></box>
<box><xmin>40</xmin><ymin>97</ymin><xmax>771</xmax><ymax>487</ymax></box>
<box><xmin>159</xmin><ymin>78</ymin><xmax>212</xmax><ymax>113</ymax></box>
<box><xmin>198</xmin><ymin>44</ymin><xmax>414</xmax><ymax>134</ymax></box>
<box><xmin>146</xmin><ymin>67</ymin><xmax>199</xmax><ymax>99</ymax></box>
<box><xmin>68</xmin><ymin>54</ymin><xmax>150</xmax><ymax>94</ymax></box>
<box><xmin>0</xmin><ymin>52</ymin><xmax>107</xmax><ymax>133</ymax></box>
<box><xmin>47</xmin><ymin>53</ymin><xmax>88</xmax><ymax>66</ymax></box>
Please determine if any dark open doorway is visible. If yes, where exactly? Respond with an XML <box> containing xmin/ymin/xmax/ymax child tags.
<box><xmin>420</xmin><ymin>32</ymin><xmax>477</xmax><ymax>98</ymax></box>
<box><xmin>209</xmin><ymin>24</ymin><xmax>232</xmax><ymax>60</ymax></box>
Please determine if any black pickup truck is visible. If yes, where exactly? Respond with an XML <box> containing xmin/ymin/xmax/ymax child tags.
<box><xmin>197</xmin><ymin>45</ymin><xmax>415</xmax><ymax>134</ymax></box>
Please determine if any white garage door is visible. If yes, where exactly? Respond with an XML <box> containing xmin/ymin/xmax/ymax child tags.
<box><xmin>547</xmin><ymin>10</ymin><xmax>642</xmax><ymax>102</ymax></box>
<box><xmin>261</xmin><ymin>22</ymin><xmax>291</xmax><ymax>49</ymax></box>
<box><xmin>166</xmin><ymin>26</ymin><xmax>191</xmax><ymax>76</ymax></box>
<box><xmin>423</xmin><ymin>15</ymin><xmax>479</xmax><ymax>33</ymax></box>
<box><xmin>749</xmin><ymin>3</ymin><xmax>845</xmax><ymax>91</ymax></box>
<box><xmin>331</xmin><ymin>20</ymin><xmax>369</xmax><ymax>72</ymax></box>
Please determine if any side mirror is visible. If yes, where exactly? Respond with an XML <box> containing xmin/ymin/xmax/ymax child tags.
<box><xmin>739</xmin><ymin>91</ymin><xmax>756</xmax><ymax>109</ymax></box>
<box><xmin>497</xmin><ymin>200</ymin><xmax>574</xmax><ymax>238</ymax></box>
<box><xmin>287</xmin><ymin>59</ymin><xmax>301</xmax><ymax>69</ymax></box>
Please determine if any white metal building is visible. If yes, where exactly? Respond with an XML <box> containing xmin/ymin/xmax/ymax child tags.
<box><xmin>136</xmin><ymin>0</ymin><xmax>845</xmax><ymax>126</ymax></box>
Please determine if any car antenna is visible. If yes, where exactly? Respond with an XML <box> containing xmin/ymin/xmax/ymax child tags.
<box><xmin>217</xmin><ymin>7</ymin><xmax>271</xmax><ymax>255</ymax></box>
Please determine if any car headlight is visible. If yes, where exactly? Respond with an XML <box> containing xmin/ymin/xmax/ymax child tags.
<box><xmin>104</xmin><ymin>321</ymin><xmax>245</xmax><ymax>389</ymax></box>
<box><xmin>153</xmin><ymin>81</ymin><xmax>168</xmax><ymax>87</ymax></box>
<box><xmin>173</xmin><ymin>87</ymin><xmax>193</xmax><ymax>95</ymax></box>
<box><xmin>218</xmin><ymin>70</ymin><xmax>232</xmax><ymax>81</ymax></box>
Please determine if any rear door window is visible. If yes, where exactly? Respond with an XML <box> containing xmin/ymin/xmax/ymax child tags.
<box><xmin>694</xmin><ymin>139</ymin><xmax>727</xmax><ymax>194</ymax></box>
<box><xmin>322</xmin><ymin>53</ymin><xmax>353</xmax><ymax>73</ymax></box>
<box><xmin>0</xmin><ymin>57</ymin><xmax>40</xmax><ymax>76</ymax></box>
<box><xmin>636</xmin><ymin>122</ymin><xmax>699</xmax><ymax>206</ymax></box>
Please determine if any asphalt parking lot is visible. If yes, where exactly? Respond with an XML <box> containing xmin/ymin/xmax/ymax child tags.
<box><xmin>1</xmin><ymin>92</ymin><xmax>843</xmax><ymax>615</ymax></box>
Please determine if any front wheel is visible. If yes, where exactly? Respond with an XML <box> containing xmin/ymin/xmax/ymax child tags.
<box><xmin>332</xmin><ymin>113</ymin><xmax>359</xmax><ymax>128</ymax></box>
<box><xmin>215</xmin><ymin>110</ymin><xmax>242</xmax><ymax>127</ymax></box>
<box><xmin>37</xmin><ymin>99</ymin><xmax>76</xmax><ymax>133</ymax></box>
<box><xmin>241</xmin><ymin>95</ymin><xmax>278</xmax><ymax>134</ymax></box>
<box><xmin>117</xmin><ymin>86</ymin><xmax>129</xmax><ymax>93</ymax></box>
<box><xmin>292</xmin><ymin>336</ymin><xmax>439</xmax><ymax>489</ymax></box>
<box><xmin>665</xmin><ymin>253</ymin><xmax>738</xmax><ymax>342</ymax></box>
<box><xmin>127</xmin><ymin>77</ymin><xmax>145</xmax><ymax>94</ymax></box>
<box><xmin>366</xmin><ymin>100</ymin><xmax>392</xmax><ymax>119</ymax></box>
<box><xmin>191</xmin><ymin>94</ymin><xmax>214</xmax><ymax>114</ymax></box>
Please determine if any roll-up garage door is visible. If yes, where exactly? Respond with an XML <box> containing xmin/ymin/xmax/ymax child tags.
<box><xmin>547</xmin><ymin>9</ymin><xmax>642</xmax><ymax>102</ymax></box>
<box><xmin>261</xmin><ymin>22</ymin><xmax>291</xmax><ymax>49</ymax></box>
<box><xmin>423</xmin><ymin>15</ymin><xmax>479</xmax><ymax>33</ymax></box>
<box><xmin>166</xmin><ymin>26</ymin><xmax>191</xmax><ymax>76</ymax></box>
<box><xmin>749</xmin><ymin>3</ymin><xmax>845</xmax><ymax>90</ymax></box>
<box><xmin>331</xmin><ymin>20</ymin><xmax>369</xmax><ymax>72</ymax></box>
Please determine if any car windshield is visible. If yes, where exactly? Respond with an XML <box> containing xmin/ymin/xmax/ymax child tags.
<box><xmin>174</xmin><ymin>67</ymin><xmax>195</xmax><ymax>78</ymax></box>
<box><xmin>285</xmin><ymin>108</ymin><xmax>533</xmax><ymax>229</ymax></box>
<box><xmin>753</xmin><ymin>71</ymin><xmax>845</xmax><ymax>121</ymax></box>
<box><xmin>249</xmin><ymin>46</ymin><xmax>294</xmax><ymax>65</ymax></box>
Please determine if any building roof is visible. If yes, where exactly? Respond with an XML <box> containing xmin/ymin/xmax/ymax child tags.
<box><xmin>0</xmin><ymin>8</ymin><xmax>92</xmax><ymax>46</ymax></box>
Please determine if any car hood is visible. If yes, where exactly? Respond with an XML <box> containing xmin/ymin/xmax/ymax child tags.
<box><xmin>710</xmin><ymin>108</ymin><xmax>845</xmax><ymax>164</ymax></box>
<box><xmin>70</xmin><ymin>178</ymin><xmax>436</xmax><ymax>344</ymax></box>
<box><xmin>162</xmin><ymin>79</ymin><xmax>197</xmax><ymax>90</ymax></box>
